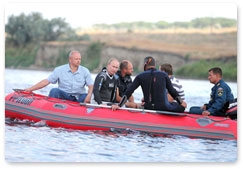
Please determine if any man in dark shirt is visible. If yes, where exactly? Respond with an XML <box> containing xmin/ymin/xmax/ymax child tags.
<box><xmin>116</xmin><ymin>60</ymin><xmax>138</xmax><ymax>108</ymax></box>
<box><xmin>189</xmin><ymin>67</ymin><xmax>234</xmax><ymax>116</ymax></box>
<box><xmin>112</xmin><ymin>56</ymin><xmax>186</xmax><ymax>112</ymax></box>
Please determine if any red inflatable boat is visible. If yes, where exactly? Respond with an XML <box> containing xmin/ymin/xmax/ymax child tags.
<box><xmin>5</xmin><ymin>90</ymin><xmax>237</xmax><ymax>140</ymax></box>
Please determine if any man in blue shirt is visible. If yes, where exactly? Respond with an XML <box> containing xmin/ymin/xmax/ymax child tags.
<box><xmin>189</xmin><ymin>67</ymin><xmax>234</xmax><ymax>116</ymax></box>
<box><xmin>24</xmin><ymin>50</ymin><xmax>94</xmax><ymax>103</ymax></box>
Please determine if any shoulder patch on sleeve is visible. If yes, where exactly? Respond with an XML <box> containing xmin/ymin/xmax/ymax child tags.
<box><xmin>217</xmin><ymin>87</ymin><xmax>224</xmax><ymax>96</ymax></box>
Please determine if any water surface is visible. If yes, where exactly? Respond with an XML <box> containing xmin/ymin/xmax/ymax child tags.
<box><xmin>5</xmin><ymin>69</ymin><xmax>237</xmax><ymax>162</ymax></box>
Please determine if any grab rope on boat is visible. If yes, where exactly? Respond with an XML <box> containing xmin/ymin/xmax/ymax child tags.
<box><xmin>11</xmin><ymin>89</ymin><xmax>232</xmax><ymax>123</ymax></box>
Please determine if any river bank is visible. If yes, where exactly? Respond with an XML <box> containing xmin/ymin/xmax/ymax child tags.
<box><xmin>5</xmin><ymin>31</ymin><xmax>237</xmax><ymax>81</ymax></box>
<box><xmin>5</xmin><ymin>56</ymin><xmax>237</xmax><ymax>82</ymax></box>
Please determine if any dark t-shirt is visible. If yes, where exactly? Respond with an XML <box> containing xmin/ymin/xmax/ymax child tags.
<box><xmin>116</xmin><ymin>70</ymin><xmax>133</xmax><ymax>97</ymax></box>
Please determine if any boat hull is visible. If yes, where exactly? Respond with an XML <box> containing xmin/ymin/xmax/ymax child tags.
<box><xmin>5</xmin><ymin>91</ymin><xmax>237</xmax><ymax>140</ymax></box>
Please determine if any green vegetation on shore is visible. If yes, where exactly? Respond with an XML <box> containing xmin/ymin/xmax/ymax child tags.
<box><xmin>93</xmin><ymin>17</ymin><xmax>237</xmax><ymax>31</ymax></box>
<box><xmin>82</xmin><ymin>42</ymin><xmax>103</xmax><ymax>70</ymax></box>
<box><xmin>5</xmin><ymin>42</ymin><xmax>103</xmax><ymax>70</ymax></box>
<box><xmin>175</xmin><ymin>59</ymin><xmax>237</xmax><ymax>82</ymax></box>
<box><xmin>5</xmin><ymin>44</ymin><xmax>38</xmax><ymax>68</ymax></box>
<box><xmin>5</xmin><ymin>44</ymin><xmax>237</xmax><ymax>82</ymax></box>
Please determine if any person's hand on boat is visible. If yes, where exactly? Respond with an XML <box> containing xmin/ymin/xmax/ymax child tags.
<box><xmin>181</xmin><ymin>101</ymin><xmax>187</xmax><ymax>108</ymax></box>
<box><xmin>201</xmin><ymin>104</ymin><xmax>207</xmax><ymax>111</ymax></box>
<box><xmin>111</xmin><ymin>104</ymin><xmax>120</xmax><ymax>111</ymax></box>
<box><xmin>84</xmin><ymin>95</ymin><xmax>92</xmax><ymax>103</ymax></box>
<box><xmin>202</xmin><ymin>111</ymin><xmax>210</xmax><ymax>116</ymax></box>
<box><xmin>23</xmin><ymin>88</ymin><xmax>33</xmax><ymax>93</ymax></box>
<box><xmin>141</xmin><ymin>98</ymin><xmax>145</xmax><ymax>106</ymax></box>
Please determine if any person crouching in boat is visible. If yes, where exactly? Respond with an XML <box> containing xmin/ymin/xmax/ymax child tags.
<box><xmin>112</xmin><ymin>56</ymin><xmax>187</xmax><ymax>112</ymax></box>
<box><xmin>91</xmin><ymin>58</ymin><xmax>120</xmax><ymax>105</ymax></box>
<box><xmin>189</xmin><ymin>67</ymin><xmax>234</xmax><ymax>117</ymax></box>
<box><xmin>24</xmin><ymin>50</ymin><xmax>94</xmax><ymax>103</ymax></box>
<box><xmin>116</xmin><ymin>60</ymin><xmax>142</xmax><ymax>108</ymax></box>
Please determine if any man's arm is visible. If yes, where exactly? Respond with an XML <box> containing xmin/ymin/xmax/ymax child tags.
<box><xmin>24</xmin><ymin>79</ymin><xmax>50</xmax><ymax>92</ymax></box>
<box><xmin>112</xmin><ymin>77</ymin><xmax>140</xmax><ymax>109</ymax></box>
<box><xmin>116</xmin><ymin>88</ymin><xmax>134</xmax><ymax>103</ymax></box>
<box><xmin>116</xmin><ymin>88</ymin><xmax>122</xmax><ymax>102</ymax></box>
<box><xmin>84</xmin><ymin>85</ymin><xmax>93</xmax><ymax>103</ymax></box>
<box><xmin>93</xmin><ymin>75</ymin><xmax>105</xmax><ymax>104</ymax></box>
<box><xmin>207</xmin><ymin>94</ymin><xmax>226</xmax><ymax>115</ymax></box>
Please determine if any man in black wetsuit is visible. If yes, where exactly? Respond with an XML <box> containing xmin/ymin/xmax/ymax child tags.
<box><xmin>112</xmin><ymin>56</ymin><xmax>186</xmax><ymax>112</ymax></box>
<box><xmin>92</xmin><ymin>58</ymin><xmax>120</xmax><ymax>105</ymax></box>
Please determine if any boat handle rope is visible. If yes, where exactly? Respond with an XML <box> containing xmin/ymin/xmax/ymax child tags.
<box><xmin>11</xmin><ymin>89</ymin><xmax>231</xmax><ymax>122</ymax></box>
<box><xmin>80</xmin><ymin>103</ymin><xmax>231</xmax><ymax>122</ymax></box>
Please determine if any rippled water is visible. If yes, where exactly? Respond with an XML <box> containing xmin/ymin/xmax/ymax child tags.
<box><xmin>4</xmin><ymin>69</ymin><xmax>238</xmax><ymax>162</ymax></box>
<box><xmin>4</xmin><ymin>125</ymin><xmax>237</xmax><ymax>162</ymax></box>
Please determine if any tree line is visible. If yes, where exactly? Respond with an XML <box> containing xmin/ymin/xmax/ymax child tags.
<box><xmin>6</xmin><ymin>12</ymin><xmax>237</xmax><ymax>47</ymax></box>
<box><xmin>93</xmin><ymin>17</ymin><xmax>237</xmax><ymax>30</ymax></box>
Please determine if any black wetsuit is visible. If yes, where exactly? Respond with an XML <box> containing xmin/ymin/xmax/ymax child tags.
<box><xmin>116</xmin><ymin>70</ymin><xmax>133</xmax><ymax>97</ymax></box>
<box><xmin>124</xmin><ymin>68</ymin><xmax>185</xmax><ymax>112</ymax></box>
<box><xmin>93</xmin><ymin>67</ymin><xmax>118</xmax><ymax>104</ymax></box>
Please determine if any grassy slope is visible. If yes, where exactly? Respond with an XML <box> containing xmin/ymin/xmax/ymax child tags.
<box><xmin>81</xmin><ymin>28</ymin><xmax>237</xmax><ymax>81</ymax></box>
<box><xmin>6</xmin><ymin>28</ymin><xmax>237</xmax><ymax>81</ymax></box>
<box><xmin>81</xmin><ymin>27</ymin><xmax>237</xmax><ymax>60</ymax></box>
